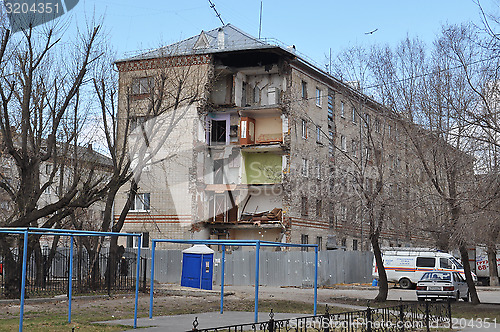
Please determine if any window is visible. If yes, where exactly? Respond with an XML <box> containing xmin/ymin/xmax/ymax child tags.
<box><xmin>328</xmin><ymin>215</ymin><xmax>334</xmax><ymax>228</ymax></box>
<box><xmin>127</xmin><ymin>232</ymin><xmax>149</xmax><ymax>248</ymax></box>
<box><xmin>302</xmin><ymin>158</ymin><xmax>308</xmax><ymax>177</ymax></box>
<box><xmin>440</xmin><ymin>258</ymin><xmax>452</xmax><ymax>269</ymax></box>
<box><xmin>329</xmin><ymin>131</ymin><xmax>334</xmax><ymax>156</ymax></box>
<box><xmin>316</xmin><ymin>199</ymin><xmax>322</xmax><ymax>217</ymax></box>
<box><xmin>388</xmin><ymin>124</ymin><xmax>392</xmax><ymax>138</ymax></box>
<box><xmin>132</xmin><ymin>77</ymin><xmax>153</xmax><ymax>95</ymax></box>
<box><xmin>340</xmin><ymin>135</ymin><xmax>346</xmax><ymax>151</ymax></box>
<box><xmin>301</xmin><ymin>234</ymin><xmax>309</xmax><ymax>251</ymax></box>
<box><xmin>316</xmin><ymin>126</ymin><xmax>321</xmax><ymax>143</ymax></box>
<box><xmin>301</xmin><ymin>197</ymin><xmax>308</xmax><ymax>216</ymax></box>
<box><xmin>316</xmin><ymin>236</ymin><xmax>322</xmax><ymax>251</ymax></box>
<box><xmin>253</xmin><ymin>86</ymin><xmax>260</xmax><ymax>104</ymax></box>
<box><xmin>352</xmin><ymin>139</ymin><xmax>358</xmax><ymax>157</ymax></box>
<box><xmin>130</xmin><ymin>193</ymin><xmax>151</xmax><ymax>211</ymax></box>
<box><xmin>341</xmin><ymin>205</ymin><xmax>347</xmax><ymax>219</ymax></box>
<box><xmin>142</xmin><ymin>232</ymin><xmax>150</xmax><ymax>248</ymax></box>
<box><xmin>45</xmin><ymin>164</ymin><xmax>52</xmax><ymax>174</ymax></box>
<box><xmin>353</xmin><ymin>239</ymin><xmax>358</xmax><ymax>251</ymax></box>
<box><xmin>416</xmin><ymin>257</ymin><xmax>436</xmax><ymax>268</ymax></box>
<box><xmin>364</xmin><ymin>147</ymin><xmax>371</xmax><ymax>162</ymax></box>
<box><xmin>341</xmin><ymin>238</ymin><xmax>347</xmax><ymax>248</ymax></box>
<box><xmin>210</xmin><ymin>119</ymin><xmax>227</xmax><ymax>145</ymax></box>
<box><xmin>340</xmin><ymin>102</ymin><xmax>345</xmax><ymax>118</ymax></box>
<box><xmin>316</xmin><ymin>88</ymin><xmax>322</xmax><ymax>107</ymax></box>
<box><xmin>374</xmin><ymin>118</ymin><xmax>381</xmax><ymax>133</ymax></box>
<box><xmin>301</xmin><ymin>119</ymin><xmax>307</xmax><ymax>139</ymax></box>
<box><xmin>315</xmin><ymin>161</ymin><xmax>321</xmax><ymax>179</ymax></box>
<box><xmin>327</xmin><ymin>95</ymin><xmax>334</xmax><ymax>121</ymax></box>
<box><xmin>301</xmin><ymin>81</ymin><xmax>307</xmax><ymax>99</ymax></box>
<box><xmin>352</xmin><ymin>107</ymin><xmax>357</xmax><ymax>124</ymax></box>
<box><xmin>213</xmin><ymin>159</ymin><xmax>224</xmax><ymax>184</ymax></box>
<box><xmin>129</xmin><ymin>116</ymin><xmax>148</xmax><ymax>132</ymax></box>
<box><xmin>365</xmin><ymin>113</ymin><xmax>370</xmax><ymax>128</ymax></box>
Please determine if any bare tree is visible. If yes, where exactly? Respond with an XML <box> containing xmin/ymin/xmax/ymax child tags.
<box><xmin>312</xmin><ymin>46</ymin><xmax>409</xmax><ymax>302</ymax></box>
<box><xmin>0</xmin><ymin>19</ymin><xmax>110</xmax><ymax>297</ymax></box>
<box><xmin>370</xmin><ymin>30</ymin><xmax>482</xmax><ymax>303</ymax></box>
<box><xmin>92</xmin><ymin>46</ymin><xmax>212</xmax><ymax>286</ymax></box>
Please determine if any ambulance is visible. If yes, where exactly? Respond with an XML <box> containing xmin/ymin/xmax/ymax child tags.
<box><xmin>372</xmin><ymin>248</ymin><xmax>476</xmax><ymax>289</ymax></box>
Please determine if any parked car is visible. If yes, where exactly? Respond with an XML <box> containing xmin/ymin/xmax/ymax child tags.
<box><xmin>416</xmin><ymin>271</ymin><xmax>469</xmax><ymax>302</ymax></box>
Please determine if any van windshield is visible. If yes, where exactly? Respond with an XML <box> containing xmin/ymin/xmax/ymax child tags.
<box><xmin>449</xmin><ymin>257</ymin><xmax>463</xmax><ymax>269</ymax></box>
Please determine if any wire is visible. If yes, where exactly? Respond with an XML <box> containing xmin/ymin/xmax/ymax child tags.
<box><xmin>208</xmin><ymin>0</ymin><xmax>224</xmax><ymax>26</ymax></box>
<box><xmin>363</xmin><ymin>55</ymin><xmax>499</xmax><ymax>91</ymax></box>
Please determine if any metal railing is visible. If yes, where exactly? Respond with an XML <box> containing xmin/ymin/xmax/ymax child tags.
<box><xmin>0</xmin><ymin>247</ymin><xmax>146</xmax><ymax>298</ymax></box>
<box><xmin>189</xmin><ymin>301</ymin><xmax>452</xmax><ymax>332</ymax></box>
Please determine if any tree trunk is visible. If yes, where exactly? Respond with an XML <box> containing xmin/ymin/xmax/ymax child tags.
<box><xmin>105</xmin><ymin>236</ymin><xmax>125</xmax><ymax>290</ymax></box>
<box><xmin>0</xmin><ymin>239</ymin><xmax>21</xmax><ymax>299</ymax></box>
<box><xmin>105</xmin><ymin>180</ymin><xmax>137</xmax><ymax>290</ymax></box>
<box><xmin>372</xmin><ymin>235</ymin><xmax>388</xmax><ymax>302</ymax></box>
<box><xmin>459</xmin><ymin>245</ymin><xmax>480</xmax><ymax>304</ymax></box>
<box><xmin>43</xmin><ymin>235</ymin><xmax>60</xmax><ymax>288</ymax></box>
<box><xmin>33</xmin><ymin>240</ymin><xmax>45</xmax><ymax>287</ymax></box>
<box><xmin>487</xmin><ymin>244</ymin><xmax>499</xmax><ymax>286</ymax></box>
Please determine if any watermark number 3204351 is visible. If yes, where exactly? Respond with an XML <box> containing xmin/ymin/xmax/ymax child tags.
<box><xmin>4</xmin><ymin>2</ymin><xmax>61</xmax><ymax>14</ymax></box>
<box><xmin>2</xmin><ymin>1</ymin><xmax>80</xmax><ymax>33</ymax></box>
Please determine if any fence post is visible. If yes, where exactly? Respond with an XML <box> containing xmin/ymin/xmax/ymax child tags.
<box><xmin>323</xmin><ymin>304</ymin><xmax>330</xmax><ymax>332</ymax></box>
<box><xmin>68</xmin><ymin>236</ymin><xmax>74</xmax><ymax>323</ymax></box>
<box><xmin>142</xmin><ymin>257</ymin><xmax>147</xmax><ymax>292</ymax></box>
<box><xmin>19</xmin><ymin>230</ymin><xmax>29</xmax><ymax>332</ymax></box>
<box><xmin>366</xmin><ymin>303</ymin><xmax>372</xmax><ymax>332</ymax></box>
<box><xmin>268</xmin><ymin>309</ymin><xmax>274</xmax><ymax>332</ymax></box>
<box><xmin>447</xmin><ymin>299</ymin><xmax>452</xmax><ymax>330</ymax></box>
<box><xmin>191</xmin><ymin>317</ymin><xmax>199</xmax><ymax>332</ymax></box>
<box><xmin>425</xmin><ymin>300</ymin><xmax>430</xmax><ymax>332</ymax></box>
<box><xmin>107</xmin><ymin>251</ymin><xmax>112</xmax><ymax>297</ymax></box>
<box><xmin>399</xmin><ymin>297</ymin><xmax>404</xmax><ymax>332</ymax></box>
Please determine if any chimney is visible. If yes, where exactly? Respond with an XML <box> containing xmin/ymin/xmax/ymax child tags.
<box><xmin>217</xmin><ymin>27</ymin><xmax>225</xmax><ymax>49</ymax></box>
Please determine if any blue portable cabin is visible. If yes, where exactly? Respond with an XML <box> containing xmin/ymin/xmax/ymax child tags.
<box><xmin>181</xmin><ymin>244</ymin><xmax>214</xmax><ymax>290</ymax></box>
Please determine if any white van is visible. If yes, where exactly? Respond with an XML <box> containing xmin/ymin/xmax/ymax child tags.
<box><xmin>372</xmin><ymin>248</ymin><xmax>476</xmax><ymax>289</ymax></box>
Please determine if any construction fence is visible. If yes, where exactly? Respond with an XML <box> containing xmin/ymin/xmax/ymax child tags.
<box><xmin>139</xmin><ymin>249</ymin><xmax>374</xmax><ymax>287</ymax></box>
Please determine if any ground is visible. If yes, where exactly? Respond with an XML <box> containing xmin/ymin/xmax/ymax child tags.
<box><xmin>0</xmin><ymin>284</ymin><xmax>499</xmax><ymax>331</ymax></box>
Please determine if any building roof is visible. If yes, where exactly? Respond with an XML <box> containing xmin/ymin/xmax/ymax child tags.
<box><xmin>118</xmin><ymin>24</ymin><xmax>278</xmax><ymax>62</ymax></box>
<box><xmin>74</xmin><ymin>144</ymin><xmax>113</xmax><ymax>169</ymax></box>
<box><xmin>116</xmin><ymin>24</ymin><xmax>388</xmax><ymax>116</ymax></box>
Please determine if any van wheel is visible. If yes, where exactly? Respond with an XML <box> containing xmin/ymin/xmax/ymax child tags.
<box><xmin>399</xmin><ymin>278</ymin><xmax>413</xmax><ymax>289</ymax></box>
<box><xmin>462</xmin><ymin>291</ymin><xmax>469</xmax><ymax>302</ymax></box>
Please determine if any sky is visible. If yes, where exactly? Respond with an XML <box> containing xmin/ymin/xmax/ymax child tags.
<box><xmin>44</xmin><ymin>0</ymin><xmax>500</xmax><ymax>67</ymax></box>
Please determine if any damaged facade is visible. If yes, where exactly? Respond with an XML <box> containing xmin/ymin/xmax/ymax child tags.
<box><xmin>114</xmin><ymin>24</ymin><xmax>425</xmax><ymax>250</ymax></box>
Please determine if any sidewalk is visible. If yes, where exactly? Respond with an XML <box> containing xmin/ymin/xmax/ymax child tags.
<box><xmin>100</xmin><ymin>311</ymin><xmax>309</xmax><ymax>332</ymax></box>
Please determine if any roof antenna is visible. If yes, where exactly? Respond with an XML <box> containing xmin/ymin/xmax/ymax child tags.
<box><xmin>208</xmin><ymin>0</ymin><xmax>225</xmax><ymax>26</ymax></box>
<box><xmin>258</xmin><ymin>1</ymin><xmax>263</xmax><ymax>39</ymax></box>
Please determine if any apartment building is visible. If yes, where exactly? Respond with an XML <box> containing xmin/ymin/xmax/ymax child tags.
<box><xmin>114</xmin><ymin>24</ymin><xmax>427</xmax><ymax>250</ymax></box>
